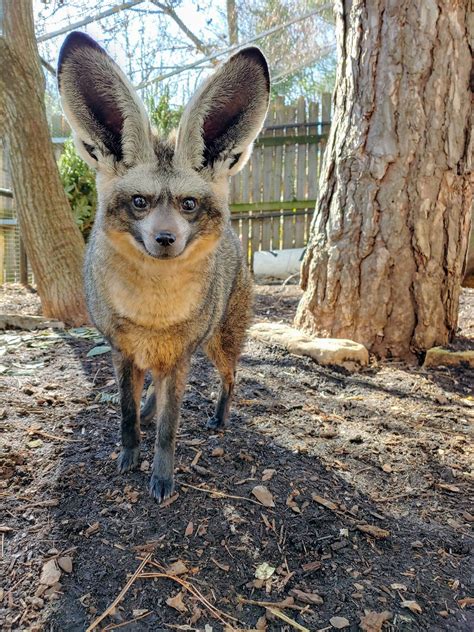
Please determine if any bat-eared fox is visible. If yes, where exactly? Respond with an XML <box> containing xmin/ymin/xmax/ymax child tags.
<box><xmin>57</xmin><ymin>32</ymin><xmax>270</xmax><ymax>501</ymax></box>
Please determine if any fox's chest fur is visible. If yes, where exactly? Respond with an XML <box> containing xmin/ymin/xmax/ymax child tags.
<box><xmin>107</xmin><ymin>264</ymin><xmax>202</xmax><ymax>330</ymax></box>
<box><xmin>86</xmin><ymin>231</ymin><xmax>217</xmax><ymax>370</ymax></box>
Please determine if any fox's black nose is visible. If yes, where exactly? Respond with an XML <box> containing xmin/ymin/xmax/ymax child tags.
<box><xmin>155</xmin><ymin>231</ymin><xmax>176</xmax><ymax>247</ymax></box>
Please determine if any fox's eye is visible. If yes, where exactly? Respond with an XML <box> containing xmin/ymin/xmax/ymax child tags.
<box><xmin>132</xmin><ymin>195</ymin><xmax>148</xmax><ymax>210</ymax></box>
<box><xmin>181</xmin><ymin>197</ymin><xmax>197</xmax><ymax>212</ymax></box>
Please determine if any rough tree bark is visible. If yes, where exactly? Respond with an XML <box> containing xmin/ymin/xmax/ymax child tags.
<box><xmin>295</xmin><ymin>0</ymin><xmax>473</xmax><ymax>360</ymax></box>
<box><xmin>0</xmin><ymin>0</ymin><xmax>88</xmax><ymax>325</ymax></box>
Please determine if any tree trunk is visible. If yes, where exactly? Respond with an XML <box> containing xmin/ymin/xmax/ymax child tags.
<box><xmin>295</xmin><ymin>0</ymin><xmax>473</xmax><ymax>361</ymax></box>
<box><xmin>0</xmin><ymin>0</ymin><xmax>88</xmax><ymax>326</ymax></box>
<box><xmin>227</xmin><ymin>0</ymin><xmax>239</xmax><ymax>45</ymax></box>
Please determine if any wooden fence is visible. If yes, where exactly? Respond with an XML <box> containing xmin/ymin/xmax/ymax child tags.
<box><xmin>230</xmin><ymin>93</ymin><xmax>331</xmax><ymax>267</ymax></box>
<box><xmin>0</xmin><ymin>94</ymin><xmax>331</xmax><ymax>282</ymax></box>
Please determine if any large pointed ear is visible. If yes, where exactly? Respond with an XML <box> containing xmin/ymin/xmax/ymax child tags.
<box><xmin>175</xmin><ymin>47</ymin><xmax>270</xmax><ymax>178</ymax></box>
<box><xmin>57</xmin><ymin>32</ymin><xmax>153</xmax><ymax>171</ymax></box>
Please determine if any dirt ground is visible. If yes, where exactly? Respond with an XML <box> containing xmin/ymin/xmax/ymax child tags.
<box><xmin>1</xmin><ymin>283</ymin><xmax>473</xmax><ymax>632</ymax></box>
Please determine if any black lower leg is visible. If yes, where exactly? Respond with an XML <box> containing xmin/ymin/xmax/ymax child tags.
<box><xmin>207</xmin><ymin>374</ymin><xmax>235</xmax><ymax>430</ymax></box>
<box><xmin>149</xmin><ymin>361</ymin><xmax>189</xmax><ymax>502</ymax></box>
<box><xmin>113</xmin><ymin>352</ymin><xmax>144</xmax><ymax>473</ymax></box>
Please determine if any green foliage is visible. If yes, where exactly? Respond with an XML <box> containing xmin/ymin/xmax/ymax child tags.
<box><xmin>58</xmin><ymin>139</ymin><xmax>97</xmax><ymax>240</ymax></box>
<box><xmin>148</xmin><ymin>88</ymin><xmax>183</xmax><ymax>136</ymax></box>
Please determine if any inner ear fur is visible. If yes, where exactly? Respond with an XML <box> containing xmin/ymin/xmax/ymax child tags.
<box><xmin>57</xmin><ymin>31</ymin><xmax>153</xmax><ymax>170</ymax></box>
<box><xmin>175</xmin><ymin>47</ymin><xmax>270</xmax><ymax>176</ymax></box>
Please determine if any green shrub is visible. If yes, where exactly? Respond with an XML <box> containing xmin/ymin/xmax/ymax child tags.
<box><xmin>148</xmin><ymin>89</ymin><xmax>183</xmax><ymax>136</ymax></box>
<box><xmin>59</xmin><ymin>138</ymin><xmax>97</xmax><ymax>240</ymax></box>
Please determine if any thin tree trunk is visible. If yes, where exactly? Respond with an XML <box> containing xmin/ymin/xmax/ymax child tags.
<box><xmin>227</xmin><ymin>0</ymin><xmax>239</xmax><ymax>45</ymax></box>
<box><xmin>295</xmin><ymin>0</ymin><xmax>473</xmax><ymax>361</ymax></box>
<box><xmin>0</xmin><ymin>0</ymin><xmax>88</xmax><ymax>326</ymax></box>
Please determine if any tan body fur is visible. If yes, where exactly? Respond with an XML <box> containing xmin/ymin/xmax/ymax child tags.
<box><xmin>86</xmin><ymin>222</ymin><xmax>252</xmax><ymax>373</ymax></box>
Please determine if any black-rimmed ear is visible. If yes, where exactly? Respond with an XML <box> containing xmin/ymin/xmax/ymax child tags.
<box><xmin>175</xmin><ymin>47</ymin><xmax>270</xmax><ymax>178</ymax></box>
<box><xmin>57</xmin><ymin>31</ymin><xmax>153</xmax><ymax>171</ymax></box>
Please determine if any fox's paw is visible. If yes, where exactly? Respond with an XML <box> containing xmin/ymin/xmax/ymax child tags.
<box><xmin>206</xmin><ymin>415</ymin><xmax>226</xmax><ymax>431</ymax></box>
<box><xmin>149</xmin><ymin>474</ymin><xmax>174</xmax><ymax>503</ymax></box>
<box><xmin>117</xmin><ymin>447</ymin><xmax>140</xmax><ymax>473</ymax></box>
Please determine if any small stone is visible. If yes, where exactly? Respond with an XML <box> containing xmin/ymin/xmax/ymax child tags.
<box><xmin>39</xmin><ymin>560</ymin><xmax>61</xmax><ymax>586</ymax></box>
<box><xmin>140</xmin><ymin>460</ymin><xmax>150</xmax><ymax>472</ymax></box>
<box><xmin>211</xmin><ymin>447</ymin><xmax>224</xmax><ymax>457</ymax></box>
<box><xmin>423</xmin><ymin>347</ymin><xmax>474</xmax><ymax>369</ymax></box>
<box><xmin>58</xmin><ymin>556</ymin><xmax>73</xmax><ymax>573</ymax></box>
<box><xmin>249</xmin><ymin>323</ymin><xmax>369</xmax><ymax>369</ymax></box>
<box><xmin>30</xmin><ymin>597</ymin><xmax>44</xmax><ymax>609</ymax></box>
<box><xmin>330</xmin><ymin>616</ymin><xmax>350</xmax><ymax>629</ymax></box>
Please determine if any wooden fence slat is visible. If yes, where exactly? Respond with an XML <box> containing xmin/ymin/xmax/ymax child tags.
<box><xmin>282</xmin><ymin>103</ymin><xmax>297</xmax><ymax>249</ymax></box>
<box><xmin>260</xmin><ymin>101</ymin><xmax>275</xmax><ymax>252</ymax></box>
<box><xmin>307</xmin><ymin>100</ymin><xmax>319</xmax><ymax>242</ymax></box>
<box><xmin>295</xmin><ymin>96</ymin><xmax>307</xmax><ymax>249</ymax></box>
<box><xmin>271</xmin><ymin>97</ymin><xmax>285</xmax><ymax>250</ymax></box>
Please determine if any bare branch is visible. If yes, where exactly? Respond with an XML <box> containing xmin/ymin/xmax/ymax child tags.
<box><xmin>135</xmin><ymin>5</ymin><xmax>333</xmax><ymax>90</ymax></box>
<box><xmin>150</xmin><ymin>1</ymin><xmax>211</xmax><ymax>56</ymax></box>
<box><xmin>40</xmin><ymin>57</ymin><xmax>56</xmax><ymax>76</ymax></box>
<box><xmin>36</xmin><ymin>0</ymin><xmax>146</xmax><ymax>42</ymax></box>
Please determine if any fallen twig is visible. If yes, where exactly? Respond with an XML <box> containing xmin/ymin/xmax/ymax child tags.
<box><xmin>141</xmin><ymin>558</ymin><xmax>240</xmax><ymax>624</ymax></box>
<box><xmin>267</xmin><ymin>606</ymin><xmax>310</xmax><ymax>631</ymax></box>
<box><xmin>180</xmin><ymin>482</ymin><xmax>265</xmax><ymax>507</ymax></box>
<box><xmin>86</xmin><ymin>553</ymin><xmax>153</xmax><ymax>632</ymax></box>
<box><xmin>238</xmin><ymin>596</ymin><xmax>305</xmax><ymax>611</ymax></box>
<box><xmin>103</xmin><ymin>610</ymin><xmax>151</xmax><ymax>630</ymax></box>
<box><xmin>27</xmin><ymin>428</ymin><xmax>81</xmax><ymax>443</ymax></box>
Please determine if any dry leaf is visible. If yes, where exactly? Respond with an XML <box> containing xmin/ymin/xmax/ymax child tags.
<box><xmin>160</xmin><ymin>492</ymin><xmax>179</xmax><ymax>508</ymax></box>
<box><xmin>401</xmin><ymin>600</ymin><xmax>422</xmax><ymax>614</ymax></box>
<box><xmin>458</xmin><ymin>597</ymin><xmax>474</xmax><ymax>608</ymax></box>
<box><xmin>302</xmin><ymin>560</ymin><xmax>322</xmax><ymax>572</ymax></box>
<box><xmin>166</xmin><ymin>560</ymin><xmax>188</xmax><ymax>576</ymax></box>
<box><xmin>262</xmin><ymin>468</ymin><xmax>276</xmax><ymax>481</ymax></box>
<box><xmin>255</xmin><ymin>562</ymin><xmax>276</xmax><ymax>580</ymax></box>
<box><xmin>57</xmin><ymin>556</ymin><xmax>73</xmax><ymax>574</ymax></box>
<box><xmin>184</xmin><ymin>521</ymin><xmax>194</xmax><ymax>536</ymax></box>
<box><xmin>40</xmin><ymin>560</ymin><xmax>61</xmax><ymax>586</ymax></box>
<box><xmin>211</xmin><ymin>558</ymin><xmax>230</xmax><ymax>572</ymax></box>
<box><xmin>356</xmin><ymin>524</ymin><xmax>390</xmax><ymax>539</ymax></box>
<box><xmin>256</xmin><ymin>614</ymin><xmax>267</xmax><ymax>630</ymax></box>
<box><xmin>390</xmin><ymin>583</ymin><xmax>407</xmax><ymax>591</ymax></box>
<box><xmin>190</xmin><ymin>605</ymin><xmax>202</xmax><ymax>624</ymax></box>
<box><xmin>289</xmin><ymin>588</ymin><xmax>323</xmax><ymax>605</ymax></box>
<box><xmin>359</xmin><ymin>610</ymin><xmax>392</xmax><ymax>632</ymax></box>
<box><xmin>27</xmin><ymin>439</ymin><xmax>43</xmax><ymax>449</ymax></box>
<box><xmin>166</xmin><ymin>591</ymin><xmax>187</xmax><ymax>613</ymax></box>
<box><xmin>436</xmin><ymin>483</ymin><xmax>461</xmax><ymax>493</ymax></box>
<box><xmin>252</xmin><ymin>485</ymin><xmax>275</xmax><ymax>508</ymax></box>
<box><xmin>84</xmin><ymin>522</ymin><xmax>100</xmax><ymax>537</ymax></box>
<box><xmin>312</xmin><ymin>494</ymin><xmax>338</xmax><ymax>511</ymax></box>
<box><xmin>330</xmin><ymin>616</ymin><xmax>350</xmax><ymax>628</ymax></box>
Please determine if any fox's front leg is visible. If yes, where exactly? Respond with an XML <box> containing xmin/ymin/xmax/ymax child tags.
<box><xmin>149</xmin><ymin>359</ymin><xmax>189</xmax><ymax>502</ymax></box>
<box><xmin>112</xmin><ymin>351</ymin><xmax>145</xmax><ymax>473</ymax></box>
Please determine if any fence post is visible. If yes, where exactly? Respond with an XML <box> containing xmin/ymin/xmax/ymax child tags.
<box><xmin>19</xmin><ymin>237</ymin><xmax>28</xmax><ymax>285</ymax></box>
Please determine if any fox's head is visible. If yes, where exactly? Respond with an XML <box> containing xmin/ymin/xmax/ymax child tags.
<box><xmin>57</xmin><ymin>33</ymin><xmax>270</xmax><ymax>261</ymax></box>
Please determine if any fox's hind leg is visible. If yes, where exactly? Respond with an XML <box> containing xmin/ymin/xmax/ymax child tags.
<box><xmin>204</xmin><ymin>334</ymin><xmax>236</xmax><ymax>430</ymax></box>
<box><xmin>140</xmin><ymin>384</ymin><xmax>157</xmax><ymax>426</ymax></box>
<box><xmin>112</xmin><ymin>351</ymin><xmax>145</xmax><ymax>473</ymax></box>
<box><xmin>204</xmin><ymin>271</ymin><xmax>253</xmax><ymax>430</ymax></box>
